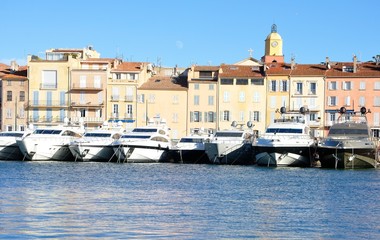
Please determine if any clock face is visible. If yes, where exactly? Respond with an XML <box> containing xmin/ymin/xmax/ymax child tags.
<box><xmin>271</xmin><ymin>41</ymin><xmax>278</xmax><ymax>47</ymax></box>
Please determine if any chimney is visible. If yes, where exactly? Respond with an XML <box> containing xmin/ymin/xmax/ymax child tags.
<box><xmin>325</xmin><ymin>57</ymin><xmax>331</xmax><ymax>69</ymax></box>
<box><xmin>353</xmin><ymin>55</ymin><xmax>357</xmax><ymax>73</ymax></box>
<box><xmin>290</xmin><ymin>57</ymin><xmax>296</xmax><ymax>70</ymax></box>
<box><xmin>10</xmin><ymin>60</ymin><xmax>19</xmax><ymax>72</ymax></box>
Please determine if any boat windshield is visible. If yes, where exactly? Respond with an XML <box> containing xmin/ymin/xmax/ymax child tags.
<box><xmin>132</xmin><ymin>128</ymin><xmax>158</xmax><ymax>133</ymax></box>
<box><xmin>329</xmin><ymin>128</ymin><xmax>369</xmax><ymax>136</ymax></box>
<box><xmin>180</xmin><ymin>138</ymin><xmax>204</xmax><ymax>143</ymax></box>
<box><xmin>33</xmin><ymin>129</ymin><xmax>62</xmax><ymax>135</ymax></box>
<box><xmin>266</xmin><ymin>128</ymin><xmax>303</xmax><ymax>134</ymax></box>
<box><xmin>214</xmin><ymin>132</ymin><xmax>243</xmax><ymax>138</ymax></box>
<box><xmin>0</xmin><ymin>132</ymin><xmax>24</xmax><ymax>137</ymax></box>
<box><xmin>84</xmin><ymin>133</ymin><xmax>112</xmax><ymax>138</ymax></box>
<box><xmin>121</xmin><ymin>135</ymin><xmax>150</xmax><ymax>139</ymax></box>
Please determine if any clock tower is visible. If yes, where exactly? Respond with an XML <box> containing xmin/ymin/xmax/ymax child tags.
<box><xmin>262</xmin><ymin>24</ymin><xmax>284</xmax><ymax>63</ymax></box>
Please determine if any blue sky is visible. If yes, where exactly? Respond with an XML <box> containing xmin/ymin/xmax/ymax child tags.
<box><xmin>1</xmin><ymin>0</ymin><xmax>379</xmax><ymax>67</ymax></box>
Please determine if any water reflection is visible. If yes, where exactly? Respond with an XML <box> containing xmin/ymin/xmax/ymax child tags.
<box><xmin>0</xmin><ymin>161</ymin><xmax>379</xmax><ymax>239</ymax></box>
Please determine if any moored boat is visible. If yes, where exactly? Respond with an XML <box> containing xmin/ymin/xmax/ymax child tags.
<box><xmin>112</xmin><ymin>118</ymin><xmax>173</xmax><ymax>163</ymax></box>
<box><xmin>0</xmin><ymin>131</ymin><xmax>31</xmax><ymax>160</ymax></box>
<box><xmin>69</xmin><ymin>121</ymin><xmax>124</xmax><ymax>162</ymax></box>
<box><xmin>317</xmin><ymin>106</ymin><xmax>379</xmax><ymax>169</ymax></box>
<box><xmin>205</xmin><ymin>121</ymin><xmax>255</xmax><ymax>165</ymax></box>
<box><xmin>254</xmin><ymin>107</ymin><xmax>317</xmax><ymax>167</ymax></box>
<box><xmin>17</xmin><ymin>121</ymin><xmax>84</xmax><ymax>161</ymax></box>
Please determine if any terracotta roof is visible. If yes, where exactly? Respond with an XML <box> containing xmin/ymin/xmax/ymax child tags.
<box><xmin>289</xmin><ymin>64</ymin><xmax>327</xmax><ymax>76</ymax></box>
<box><xmin>193</xmin><ymin>66</ymin><xmax>220</xmax><ymax>71</ymax></box>
<box><xmin>219</xmin><ymin>64</ymin><xmax>265</xmax><ymax>78</ymax></box>
<box><xmin>1</xmin><ymin>67</ymin><xmax>27</xmax><ymax>80</ymax></box>
<box><xmin>325</xmin><ymin>62</ymin><xmax>380</xmax><ymax>77</ymax></box>
<box><xmin>139</xmin><ymin>76</ymin><xmax>188</xmax><ymax>90</ymax></box>
<box><xmin>112</xmin><ymin>62</ymin><xmax>147</xmax><ymax>72</ymax></box>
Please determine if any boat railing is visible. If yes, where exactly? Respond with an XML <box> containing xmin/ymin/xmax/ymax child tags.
<box><xmin>258</xmin><ymin>134</ymin><xmax>312</xmax><ymax>140</ymax></box>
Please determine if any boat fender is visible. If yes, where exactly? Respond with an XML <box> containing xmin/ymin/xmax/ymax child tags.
<box><xmin>360</xmin><ymin>107</ymin><xmax>367</xmax><ymax>115</ymax></box>
<box><xmin>340</xmin><ymin>107</ymin><xmax>346</xmax><ymax>114</ymax></box>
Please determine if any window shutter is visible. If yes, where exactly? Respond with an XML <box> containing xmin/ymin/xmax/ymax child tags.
<box><xmin>190</xmin><ymin>111</ymin><xmax>193</xmax><ymax>122</ymax></box>
<box><xmin>199</xmin><ymin>112</ymin><xmax>202</xmax><ymax>122</ymax></box>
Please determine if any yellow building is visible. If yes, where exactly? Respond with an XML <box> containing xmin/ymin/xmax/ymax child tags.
<box><xmin>218</xmin><ymin>60</ymin><xmax>266</xmax><ymax>134</ymax></box>
<box><xmin>137</xmin><ymin>75</ymin><xmax>188</xmax><ymax>140</ymax></box>
<box><xmin>187</xmin><ymin>65</ymin><xmax>219</xmax><ymax>134</ymax></box>
<box><xmin>27</xmin><ymin>47</ymin><xmax>100</xmax><ymax>127</ymax></box>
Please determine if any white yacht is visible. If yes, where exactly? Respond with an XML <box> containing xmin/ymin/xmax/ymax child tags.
<box><xmin>205</xmin><ymin>121</ymin><xmax>255</xmax><ymax>165</ymax></box>
<box><xmin>112</xmin><ymin>118</ymin><xmax>173</xmax><ymax>163</ymax></box>
<box><xmin>317</xmin><ymin>107</ymin><xmax>379</xmax><ymax>169</ymax></box>
<box><xmin>17</xmin><ymin>122</ymin><xmax>84</xmax><ymax>161</ymax></box>
<box><xmin>69</xmin><ymin>122</ymin><xmax>124</xmax><ymax>162</ymax></box>
<box><xmin>254</xmin><ymin>107</ymin><xmax>317</xmax><ymax>167</ymax></box>
<box><xmin>169</xmin><ymin>128</ymin><xmax>213</xmax><ymax>164</ymax></box>
<box><xmin>0</xmin><ymin>131</ymin><xmax>31</xmax><ymax>160</ymax></box>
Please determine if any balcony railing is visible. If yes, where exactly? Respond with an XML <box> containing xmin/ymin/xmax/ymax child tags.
<box><xmin>70</xmin><ymin>116</ymin><xmax>104</xmax><ymax>123</ymax></box>
<box><xmin>108</xmin><ymin>112</ymin><xmax>134</xmax><ymax>119</ymax></box>
<box><xmin>28</xmin><ymin>116</ymin><xmax>65</xmax><ymax>123</ymax></box>
<box><xmin>71</xmin><ymin>101</ymin><xmax>104</xmax><ymax>108</ymax></box>
<box><xmin>26</xmin><ymin>100</ymin><xmax>69</xmax><ymax>108</ymax></box>
<box><xmin>124</xmin><ymin>95</ymin><xmax>134</xmax><ymax>102</ymax></box>
<box><xmin>40</xmin><ymin>83</ymin><xmax>57</xmax><ymax>90</ymax></box>
<box><xmin>71</xmin><ymin>83</ymin><xmax>103</xmax><ymax>91</ymax></box>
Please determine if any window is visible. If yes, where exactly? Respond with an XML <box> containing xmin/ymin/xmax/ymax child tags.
<box><xmin>223</xmin><ymin>91</ymin><xmax>230</xmax><ymax>102</ymax></box>
<box><xmin>127</xmin><ymin>73</ymin><xmax>138</xmax><ymax>80</ymax></box>
<box><xmin>194</xmin><ymin>95</ymin><xmax>200</xmax><ymax>105</ymax></box>
<box><xmin>270</xmin><ymin>80</ymin><xmax>277</xmax><ymax>92</ymax></box>
<box><xmin>7</xmin><ymin>91</ymin><xmax>12</xmax><ymax>101</ymax></box>
<box><xmin>113</xmin><ymin>104</ymin><xmax>119</xmax><ymax>118</ymax></box>
<box><xmin>148</xmin><ymin>94</ymin><xmax>155</xmax><ymax>103</ymax></box>
<box><xmin>345</xmin><ymin>96</ymin><xmax>351</xmax><ymax>106</ymax></box>
<box><xmin>209</xmin><ymin>84</ymin><xmax>214</xmax><ymax>90</ymax></box>
<box><xmin>20</xmin><ymin>91</ymin><xmax>25</xmax><ymax>101</ymax></box>
<box><xmin>199</xmin><ymin>71</ymin><xmax>212</xmax><ymax>78</ymax></box>
<box><xmin>6</xmin><ymin>109</ymin><xmax>11</xmax><ymax>118</ymax></box>
<box><xmin>329</xmin><ymin>113</ymin><xmax>336</xmax><ymax>122</ymax></box>
<box><xmin>223</xmin><ymin>111</ymin><xmax>230</xmax><ymax>121</ymax></box>
<box><xmin>80</xmin><ymin>76</ymin><xmax>87</xmax><ymax>88</ymax></box>
<box><xmin>329</xmin><ymin>96</ymin><xmax>337</xmax><ymax>106</ymax></box>
<box><xmin>310</xmin><ymin>113</ymin><xmax>317</xmax><ymax>121</ymax></box>
<box><xmin>329</xmin><ymin>81</ymin><xmax>337</xmax><ymax>90</ymax></box>
<box><xmin>253</xmin><ymin>92</ymin><xmax>260</xmax><ymax>103</ymax></box>
<box><xmin>112</xmin><ymin>87</ymin><xmax>119</xmax><ymax>101</ymax></box>
<box><xmin>207</xmin><ymin>111</ymin><xmax>215</xmax><ymax>122</ymax></box>
<box><xmin>375</xmin><ymin>82</ymin><xmax>380</xmax><ymax>90</ymax></box>
<box><xmin>252</xmin><ymin>111</ymin><xmax>260</xmax><ymax>122</ymax></box>
<box><xmin>80</xmin><ymin>92</ymin><xmax>85</xmax><ymax>104</ymax></box>
<box><xmin>221</xmin><ymin>79</ymin><xmax>233</xmax><ymax>85</ymax></box>
<box><xmin>94</xmin><ymin>76</ymin><xmax>101</xmax><ymax>88</ymax></box>
<box><xmin>296</xmin><ymin>82</ymin><xmax>303</xmax><ymax>94</ymax></box>
<box><xmin>194</xmin><ymin>83</ymin><xmax>199</xmax><ymax>90</ymax></box>
<box><xmin>251</xmin><ymin>79</ymin><xmax>264</xmax><ymax>85</ymax></box>
<box><xmin>310</xmin><ymin>82</ymin><xmax>316</xmax><ymax>94</ymax></box>
<box><xmin>239</xmin><ymin>111</ymin><xmax>245</xmax><ymax>121</ymax></box>
<box><xmin>193</xmin><ymin>111</ymin><xmax>201</xmax><ymax>122</ymax></box>
<box><xmin>359</xmin><ymin>81</ymin><xmax>366</xmax><ymax>90</ymax></box>
<box><xmin>172</xmin><ymin>95</ymin><xmax>179</xmax><ymax>104</ymax></box>
<box><xmin>343</xmin><ymin>81</ymin><xmax>352</xmax><ymax>90</ymax></box>
<box><xmin>7</xmin><ymin>80</ymin><xmax>11</xmax><ymax>86</ymax></box>
<box><xmin>359</xmin><ymin>96</ymin><xmax>365</xmax><ymax>106</ymax></box>
<box><xmin>208</xmin><ymin>96</ymin><xmax>214</xmax><ymax>105</ymax></box>
<box><xmin>80</xmin><ymin>109</ymin><xmax>87</xmax><ymax>117</ymax></box>
<box><xmin>280</xmin><ymin>80</ymin><xmax>288</xmax><ymax>92</ymax></box>
<box><xmin>126</xmin><ymin>104</ymin><xmax>133</xmax><ymax>118</ymax></box>
<box><xmin>239</xmin><ymin>91</ymin><xmax>245</xmax><ymax>102</ymax></box>
<box><xmin>116</xmin><ymin>73</ymin><xmax>121</xmax><ymax>79</ymax></box>
<box><xmin>374</xmin><ymin>96</ymin><xmax>380</xmax><ymax>106</ymax></box>
<box><xmin>42</xmin><ymin>70</ymin><xmax>57</xmax><ymax>89</ymax></box>
<box><xmin>236</xmin><ymin>79</ymin><xmax>248</xmax><ymax>85</ymax></box>
<box><xmin>172</xmin><ymin>113</ymin><xmax>179</xmax><ymax>123</ymax></box>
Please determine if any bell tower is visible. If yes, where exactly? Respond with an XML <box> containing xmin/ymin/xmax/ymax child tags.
<box><xmin>262</xmin><ymin>24</ymin><xmax>284</xmax><ymax>64</ymax></box>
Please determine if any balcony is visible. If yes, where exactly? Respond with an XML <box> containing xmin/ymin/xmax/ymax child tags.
<box><xmin>109</xmin><ymin>112</ymin><xmax>134</xmax><ymax>119</ymax></box>
<box><xmin>70</xmin><ymin>116</ymin><xmax>104</xmax><ymax>123</ymax></box>
<box><xmin>111</xmin><ymin>95</ymin><xmax>120</xmax><ymax>101</ymax></box>
<box><xmin>124</xmin><ymin>95</ymin><xmax>134</xmax><ymax>102</ymax></box>
<box><xmin>26</xmin><ymin>100</ymin><xmax>69</xmax><ymax>109</ymax></box>
<box><xmin>40</xmin><ymin>83</ymin><xmax>57</xmax><ymax>90</ymax></box>
<box><xmin>71</xmin><ymin>101</ymin><xmax>104</xmax><ymax>108</ymax></box>
<box><xmin>71</xmin><ymin>83</ymin><xmax>103</xmax><ymax>91</ymax></box>
<box><xmin>28</xmin><ymin>116</ymin><xmax>65</xmax><ymax>123</ymax></box>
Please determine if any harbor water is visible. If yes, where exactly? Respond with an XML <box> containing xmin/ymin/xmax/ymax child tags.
<box><xmin>0</xmin><ymin>161</ymin><xmax>379</xmax><ymax>239</ymax></box>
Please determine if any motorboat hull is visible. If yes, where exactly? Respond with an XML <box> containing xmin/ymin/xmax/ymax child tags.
<box><xmin>17</xmin><ymin>139</ymin><xmax>74</xmax><ymax>161</ymax></box>
<box><xmin>113</xmin><ymin>143</ymin><xmax>171</xmax><ymax>163</ymax></box>
<box><xmin>0</xmin><ymin>144</ymin><xmax>24</xmax><ymax>160</ymax></box>
<box><xmin>255</xmin><ymin>146</ymin><xmax>313</xmax><ymax>167</ymax></box>
<box><xmin>317</xmin><ymin>141</ymin><xmax>377</xmax><ymax>169</ymax></box>
<box><xmin>69</xmin><ymin>143</ymin><xmax>117</xmax><ymax>162</ymax></box>
<box><xmin>205</xmin><ymin>142</ymin><xmax>254</xmax><ymax>165</ymax></box>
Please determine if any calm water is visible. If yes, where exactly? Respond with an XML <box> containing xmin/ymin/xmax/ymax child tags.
<box><xmin>0</xmin><ymin>161</ymin><xmax>379</xmax><ymax>239</ymax></box>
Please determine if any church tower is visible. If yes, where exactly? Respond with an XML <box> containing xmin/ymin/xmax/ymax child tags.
<box><xmin>262</xmin><ymin>24</ymin><xmax>284</xmax><ymax>64</ymax></box>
